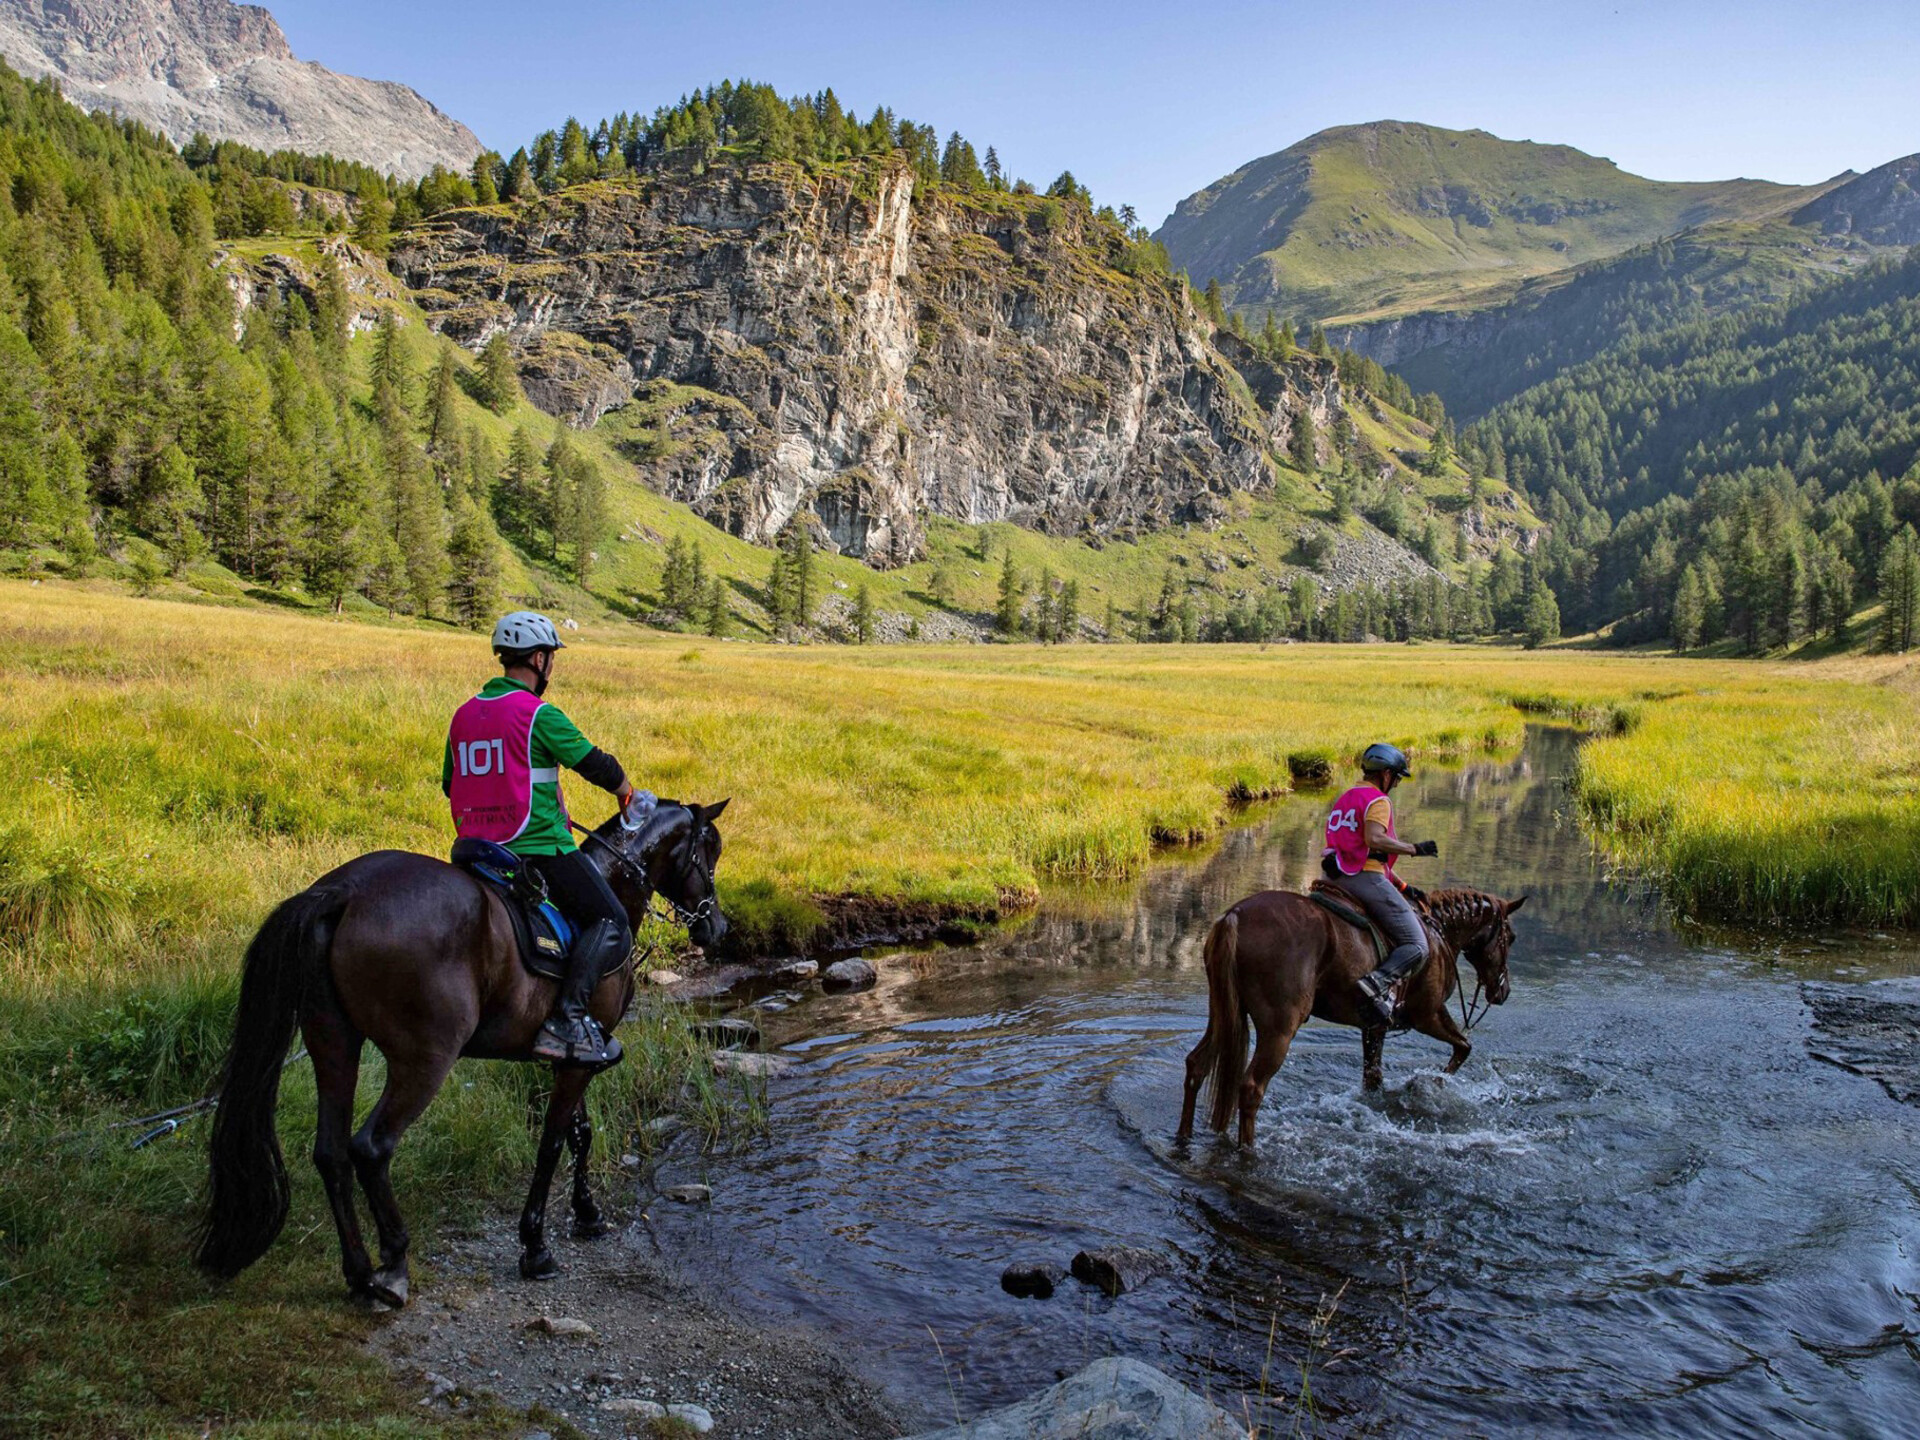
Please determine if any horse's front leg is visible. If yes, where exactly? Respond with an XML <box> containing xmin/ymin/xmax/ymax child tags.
<box><xmin>567</xmin><ymin>1100</ymin><xmax>615</xmax><ymax>1239</ymax></box>
<box><xmin>1412</xmin><ymin>1004</ymin><xmax>1473</xmax><ymax>1075</ymax></box>
<box><xmin>1361</xmin><ymin>1024</ymin><xmax>1386</xmax><ymax>1092</ymax></box>
<box><xmin>520</xmin><ymin>1066</ymin><xmax>593</xmax><ymax>1280</ymax></box>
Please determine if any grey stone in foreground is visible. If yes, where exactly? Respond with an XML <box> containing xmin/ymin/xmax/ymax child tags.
<box><xmin>899</xmin><ymin>1358</ymin><xmax>1245</xmax><ymax>1439</ymax></box>
<box><xmin>823</xmin><ymin>958</ymin><xmax>879</xmax><ymax>992</ymax></box>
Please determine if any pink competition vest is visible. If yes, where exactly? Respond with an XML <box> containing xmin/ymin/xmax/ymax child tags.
<box><xmin>1323</xmin><ymin>783</ymin><xmax>1395</xmax><ymax>876</ymax></box>
<box><xmin>447</xmin><ymin>687</ymin><xmax>561</xmax><ymax>843</ymax></box>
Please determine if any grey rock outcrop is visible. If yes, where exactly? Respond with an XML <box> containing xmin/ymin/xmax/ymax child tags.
<box><xmin>393</xmin><ymin>160</ymin><xmax>1345</xmax><ymax>566</ymax></box>
<box><xmin>1794</xmin><ymin>155</ymin><xmax>1920</xmax><ymax>247</ymax></box>
<box><xmin>0</xmin><ymin>0</ymin><xmax>481</xmax><ymax>177</ymax></box>
<box><xmin>899</xmin><ymin>1357</ymin><xmax>1244</xmax><ymax>1440</ymax></box>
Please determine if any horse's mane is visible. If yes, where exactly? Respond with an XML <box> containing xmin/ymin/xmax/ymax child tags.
<box><xmin>1420</xmin><ymin>887</ymin><xmax>1504</xmax><ymax>939</ymax></box>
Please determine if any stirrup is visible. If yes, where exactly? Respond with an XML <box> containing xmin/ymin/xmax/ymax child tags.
<box><xmin>1358</xmin><ymin>972</ymin><xmax>1399</xmax><ymax>1025</ymax></box>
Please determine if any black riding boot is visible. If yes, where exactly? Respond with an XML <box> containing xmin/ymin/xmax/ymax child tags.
<box><xmin>1357</xmin><ymin>942</ymin><xmax>1426</xmax><ymax>1025</ymax></box>
<box><xmin>532</xmin><ymin>918</ymin><xmax>625</xmax><ymax>1068</ymax></box>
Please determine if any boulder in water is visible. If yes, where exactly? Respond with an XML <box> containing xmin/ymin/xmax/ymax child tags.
<box><xmin>1000</xmin><ymin>1261</ymin><xmax>1067</xmax><ymax>1299</ymax></box>
<box><xmin>1070</xmin><ymin>1247</ymin><xmax>1169</xmax><ymax>1297</ymax></box>
<box><xmin>822</xmin><ymin>958</ymin><xmax>878</xmax><ymax>992</ymax></box>
<box><xmin>899</xmin><ymin>1357</ymin><xmax>1242</xmax><ymax>1439</ymax></box>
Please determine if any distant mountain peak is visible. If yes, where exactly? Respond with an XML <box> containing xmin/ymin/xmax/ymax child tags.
<box><xmin>1155</xmin><ymin>120</ymin><xmax>1825</xmax><ymax>325</ymax></box>
<box><xmin>0</xmin><ymin>0</ymin><xmax>481</xmax><ymax>177</ymax></box>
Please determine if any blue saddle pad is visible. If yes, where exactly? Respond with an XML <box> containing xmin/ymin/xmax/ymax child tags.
<box><xmin>449</xmin><ymin>842</ymin><xmax>575</xmax><ymax>976</ymax></box>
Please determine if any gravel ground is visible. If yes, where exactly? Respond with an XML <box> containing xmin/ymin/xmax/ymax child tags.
<box><xmin>373</xmin><ymin>1219</ymin><xmax>903</xmax><ymax>1440</ymax></box>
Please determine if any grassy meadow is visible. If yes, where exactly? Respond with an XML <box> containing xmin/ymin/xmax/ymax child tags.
<box><xmin>3</xmin><ymin>579</ymin><xmax>1917</xmax><ymax>1436</ymax></box>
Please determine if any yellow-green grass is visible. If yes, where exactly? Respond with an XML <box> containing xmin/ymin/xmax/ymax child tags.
<box><xmin>4</xmin><ymin>582</ymin><xmax>1914</xmax><ymax>1436</ymax></box>
<box><xmin>1576</xmin><ymin>655</ymin><xmax>1920</xmax><ymax>926</ymax></box>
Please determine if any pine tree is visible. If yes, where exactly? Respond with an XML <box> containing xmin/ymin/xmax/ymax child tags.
<box><xmin>1671</xmin><ymin>564</ymin><xmax>1705</xmax><ymax>652</ymax></box>
<box><xmin>1878</xmin><ymin>525</ymin><xmax>1920</xmax><ymax>653</ymax></box>
<box><xmin>488</xmin><ymin>425</ymin><xmax>538</xmax><ymax>545</ymax></box>
<box><xmin>1523</xmin><ymin>585</ymin><xmax>1561</xmax><ymax>649</ymax></box>
<box><xmin>853</xmin><ymin>581</ymin><xmax>875</xmax><ymax>643</ymax></box>
<box><xmin>1057</xmin><ymin>578</ymin><xmax>1079</xmax><ymax>642</ymax></box>
<box><xmin>778</xmin><ymin>518</ymin><xmax>816</xmax><ymax>631</ymax></box>
<box><xmin>995</xmin><ymin>551</ymin><xmax>1024</xmax><ymax>636</ymax></box>
<box><xmin>661</xmin><ymin>534</ymin><xmax>691</xmax><ymax>614</ymax></box>
<box><xmin>47</xmin><ymin>429</ymin><xmax>94</xmax><ymax>573</ymax></box>
<box><xmin>426</xmin><ymin>345</ymin><xmax>464</xmax><ymax>453</ymax></box>
<box><xmin>479</xmin><ymin>333</ymin><xmax>520</xmax><ymax>414</ymax></box>
<box><xmin>305</xmin><ymin>449</ymin><xmax>371</xmax><ymax>611</ymax></box>
<box><xmin>445</xmin><ymin>492</ymin><xmax>503</xmax><ymax>628</ymax></box>
<box><xmin>702</xmin><ymin>575</ymin><xmax>728</xmax><ymax>636</ymax></box>
<box><xmin>1201</xmin><ymin>278</ymin><xmax>1226</xmax><ymax>328</ymax></box>
<box><xmin>1290</xmin><ymin>408</ymin><xmax>1318</xmax><ymax>472</ymax></box>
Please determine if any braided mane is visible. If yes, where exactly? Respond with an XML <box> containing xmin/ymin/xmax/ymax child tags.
<box><xmin>1420</xmin><ymin>887</ymin><xmax>1504</xmax><ymax>943</ymax></box>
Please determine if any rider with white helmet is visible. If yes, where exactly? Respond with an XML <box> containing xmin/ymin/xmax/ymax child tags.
<box><xmin>443</xmin><ymin>612</ymin><xmax>640</xmax><ymax>1066</ymax></box>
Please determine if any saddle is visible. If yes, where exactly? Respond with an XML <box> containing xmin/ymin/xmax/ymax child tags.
<box><xmin>450</xmin><ymin>838</ymin><xmax>613</xmax><ymax>983</ymax></box>
<box><xmin>1307</xmin><ymin>880</ymin><xmax>1391</xmax><ymax>966</ymax></box>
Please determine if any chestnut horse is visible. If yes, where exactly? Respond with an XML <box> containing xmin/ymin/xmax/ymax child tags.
<box><xmin>1177</xmin><ymin>886</ymin><xmax>1525</xmax><ymax>1146</ymax></box>
<box><xmin>194</xmin><ymin>802</ymin><xmax>728</xmax><ymax>1306</ymax></box>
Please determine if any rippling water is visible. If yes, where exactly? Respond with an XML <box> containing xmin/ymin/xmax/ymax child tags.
<box><xmin>647</xmin><ymin>728</ymin><xmax>1920</xmax><ymax>1435</ymax></box>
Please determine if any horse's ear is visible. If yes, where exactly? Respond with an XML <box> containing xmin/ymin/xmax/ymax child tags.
<box><xmin>1505</xmin><ymin>894</ymin><xmax>1528</xmax><ymax>914</ymax></box>
<box><xmin>700</xmin><ymin>798</ymin><xmax>730</xmax><ymax>825</ymax></box>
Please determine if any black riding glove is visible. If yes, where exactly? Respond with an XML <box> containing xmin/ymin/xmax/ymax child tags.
<box><xmin>1400</xmin><ymin>884</ymin><xmax>1427</xmax><ymax>905</ymax></box>
<box><xmin>1413</xmin><ymin>840</ymin><xmax>1439</xmax><ymax>858</ymax></box>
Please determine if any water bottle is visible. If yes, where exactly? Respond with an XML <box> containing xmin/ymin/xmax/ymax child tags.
<box><xmin>620</xmin><ymin>789</ymin><xmax>658</xmax><ymax>832</ymax></box>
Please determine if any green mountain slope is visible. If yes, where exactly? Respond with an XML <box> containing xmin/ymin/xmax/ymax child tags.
<box><xmin>1156</xmin><ymin>120</ymin><xmax>1836</xmax><ymax>325</ymax></box>
<box><xmin>1333</xmin><ymin>153</ymin><xmax>1920</xmax><ymax>420</ymax></box>
<box><xmin>1466</xmin><ymin>248</ymin><xmax>1920</xmax><ymax>647</ymax></box>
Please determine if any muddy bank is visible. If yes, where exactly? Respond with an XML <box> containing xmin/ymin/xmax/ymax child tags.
<box><xmin>374</xmin><ymin>1221</ymin><xmax>902</xmax><ymax>1439</ymax></box>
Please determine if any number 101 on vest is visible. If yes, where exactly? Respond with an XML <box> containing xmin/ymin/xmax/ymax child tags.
<box><xmin>457</xmin><ymin>738</ymin><xmax>507</xmax><ymax>777</ymax></box>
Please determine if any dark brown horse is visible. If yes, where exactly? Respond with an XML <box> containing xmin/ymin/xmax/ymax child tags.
<box><xmin>194</xmin><ymin>802</ymin><xmax>729</xmax><ymax>1306</ymax></box>
<box><xmin>1177</xmin><ymin>886</ymin><xmax>1526</xmax><ymax>1146</ymax></box>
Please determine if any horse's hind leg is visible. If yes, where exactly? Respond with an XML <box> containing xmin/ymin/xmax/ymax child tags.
<box><xmin>566</xmin><ymin>1101</ymin><xmax>614</xmax><ymax>1239</ymax></box>
<box><xmin>520</xmin><ymin>1066</ymin><xmax>594</xmax><ymax>1280</ymax></box>
<box><xmin>306</xmin><ymin>1005</ymin><xmax>374</xmax><ymax>1296</ymax></box>
<box><xmin>1176</xmin><ymin>1027</ymin><xmax>1216</xmax><ymax>1142</ymax></box>
<box><xmin>1238</xmin><ymin>1015</ymin><xmax>1303</xmax><ymax>1148</ymax></box>
<box><xmin>349</xmin><ymin>1049</ymin><xmax>459</xmax><ymax>1308</ymax></box>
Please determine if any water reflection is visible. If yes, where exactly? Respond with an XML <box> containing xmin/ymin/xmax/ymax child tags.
<box><xmin>648</xmin><ymin>728</ymin><xmax>1920</xmax><ymax>1436</ymax></box>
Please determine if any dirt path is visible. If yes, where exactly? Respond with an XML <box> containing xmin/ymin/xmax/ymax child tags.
<box><xmin>373</xmin><ymin>1217</ymin><xmax>903</xmax><ymax>1439</ymax></box>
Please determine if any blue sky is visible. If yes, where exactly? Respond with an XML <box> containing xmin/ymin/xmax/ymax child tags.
<box><xmin>266</xmin><ymin>0</ymin><xmax>1919</xmax><ymax>225</ymax></box>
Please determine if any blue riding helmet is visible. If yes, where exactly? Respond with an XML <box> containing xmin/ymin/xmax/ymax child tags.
<box><xmin>1360</xmin><ymin>742</ymin><xmax>1411</xmax><ymax>779</ymax></box>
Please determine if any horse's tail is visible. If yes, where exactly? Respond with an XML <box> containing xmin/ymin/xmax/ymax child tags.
<box><xmin>194</xmin><ymin>884</ymin><xmax>345</xmax><ymax>1278</ymax></box>
<box><xmin>1203</xmin><ymin>911</ymin><xmax>1247</xmax><ymax>1134</ymax></box>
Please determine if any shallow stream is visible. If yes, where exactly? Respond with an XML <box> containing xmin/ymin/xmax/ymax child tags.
<box><xmin>648</xmin><ymin>727</ymin><xmax>1920</xmax><ymax>1436</ymax></box>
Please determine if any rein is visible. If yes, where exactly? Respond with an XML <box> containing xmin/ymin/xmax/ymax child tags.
<box><xmin>1453</xmin><ymin>948</ymin><xmax>1490</xmax><ymax>1031</ymax></box>
<box><xmin>568</xmin><ymin>814</ymin><xmax>719</xmax><ymax>942</ymax></box>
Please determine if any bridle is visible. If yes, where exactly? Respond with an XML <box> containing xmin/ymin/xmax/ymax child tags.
<box><xmin>1452</xmin><ymin>927</ymin><xmax>1504</xmax><ymax>1031</ymax></box>
<box><xmin>570</xmin><ymin>810</ymin><xmax>720</xmax><ymax>937</ymax></box>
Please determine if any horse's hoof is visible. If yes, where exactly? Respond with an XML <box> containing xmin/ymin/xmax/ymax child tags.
<box><xmin>572</xmin><ymin>1214</ymin><xmax>616</xmax><ymax>1240</ymax></box>
<box><xmin>520</xmin><ymin>1248</ymin><xmax>560</xmax><ymax>1281</ymax></box>
<box><xmin>367</xmin><ymin>1269</ymin><xmax>410</xmax><ymax>1309</ymax></box>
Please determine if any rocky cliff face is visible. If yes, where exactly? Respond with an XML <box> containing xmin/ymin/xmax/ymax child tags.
<box><xmin>395</xmin><ymin>160</ymin><xmax>1345</xmax><ymax>564</ymax></box>
<box><xmin>0</xmin><ymin>0</ymin><xmax>481</xmax><ymax>177</ymax></box>
<box><xmin>1794</xmin><ymin>155</ymin><xmax>1920</xmax><ymax>247</ymax></box>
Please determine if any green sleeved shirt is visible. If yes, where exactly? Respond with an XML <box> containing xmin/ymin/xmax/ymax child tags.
<box><xmin>442</xmin><ymin>677</ymin><xmax>596</xmax><ymax>855</ymax></box>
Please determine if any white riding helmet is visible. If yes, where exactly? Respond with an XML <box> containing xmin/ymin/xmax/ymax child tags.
<box><xmin>491</xmin><ymin>611</ymin><xmax>567</xmax><ymax>655</ymax></box>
